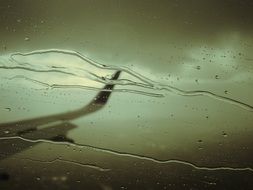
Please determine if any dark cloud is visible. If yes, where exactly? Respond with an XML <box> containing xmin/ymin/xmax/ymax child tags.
<box><xmin>1</xmin><ymin>0</ymin><xmax>253</xmax><ymax>33</ymax></box>
<box><xmin>0</xmin><ymin>0</ymin><xmax>253</xmax><ymax>72</ymax></box>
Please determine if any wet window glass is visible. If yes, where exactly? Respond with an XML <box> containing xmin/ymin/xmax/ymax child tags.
<box><xmin>0</xmin><ymin>0</ymin><xmax>253</xmax><ymax>189</ymax></box>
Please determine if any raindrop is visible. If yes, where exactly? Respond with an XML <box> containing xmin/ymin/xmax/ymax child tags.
<box><xmin>4</xmin><ymin>107</ymin><xmax>11</xmax><ymax>111</ymax></box>
<box><xmin>60</xmin><ymin>176</ymin><xmax>67</xmax><ymax>181</ymax></box>
<box><xmin>24</xmin><ymin>37</ymin><xmax>30</xmax><ymax>41</ymax></box>
<box><xmin>222</xmin><ymin>131</ymin><xmax>228</xmax><ymax>137</ymax></box>
<box><xmin>196</xmin><ymin>65</ymin><xmax>201</xmax><ymax>70</ymax></box>
<box><xmin>2</xmin><ymin>45</ymin><xmax>7</xmax><ymax>50</ymax></box>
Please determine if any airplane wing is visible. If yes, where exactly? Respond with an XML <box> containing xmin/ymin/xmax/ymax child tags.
<box><xmin>0</xmin><ymin>71</ymin><xmax>121</xmax><ymax>136</ymax></box>
<box><xmin>0</xmin><ymin>70</ymin><xmax>121</xmax><ymax>161</ymax></box>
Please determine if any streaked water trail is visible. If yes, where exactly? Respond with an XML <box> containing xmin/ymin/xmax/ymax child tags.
<box><xmin>0</xmin><ymin>49</ymin><xmax>252</xmax><ymax>111</ymax></box>
<box><xmin>0</xmin><ymin>136</ymin><xmax>252</xmax><ymax>172</ymax></box>
<box><xmin>6</xmin><ymin>156</ymin><xmax>111</xmax><ymax>172</ymax></box>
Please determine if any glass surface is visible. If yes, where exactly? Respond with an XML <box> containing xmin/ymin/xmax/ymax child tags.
<box><xmin>0</xmin><ymin>0</ymin><xmax>253</xmax><ymax>189</ymax></box>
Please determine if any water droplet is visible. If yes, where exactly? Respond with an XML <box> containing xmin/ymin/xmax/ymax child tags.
<box><xmin>2</xmin><ymin>45</ymin><xmax>7</xmax><ymax>50</ymax></box>
<box><xmin>60</xmin><ymin>176</ymin><xmax>67</xmax><ymax>181</ymax></box>
<box><xmin>222</xmin><ymin>131</ymin><xmax>228</xmax><ymax>137</ymax></box>
<box><xmin>4</xmin><ymin>130</ymin><xmax>10</xmax><ymax>134</ymax></box>
<box><xmin>4</xmin><ymin>107</ymin><xmax>11</xmax><ymax>111</ymax></box>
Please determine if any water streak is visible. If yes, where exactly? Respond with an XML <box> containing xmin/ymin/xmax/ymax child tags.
<box><xmin>0</xmin><ymin>136</ymin><xmax>252</xmax><ymax>172</ymax></box>
<box><xmin>6</xmin><ymin>156</ymin><xmax>110</xmax><ymax>172</ymax></box>
<box><xmin>0</xmin><ymin>49</ymin><xmax>252</xmax><ymax>111</ymax></box>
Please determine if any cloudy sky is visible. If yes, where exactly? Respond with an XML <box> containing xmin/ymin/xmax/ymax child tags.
<box><xmin>0</xmin><ymin>0</ymin><xmax>253</xmax><ymax>102</ymax></box>
<box><xmin>1</xmin><ymin>0</ymin><xmax>253</xmax><ymax>65</ymax></box>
